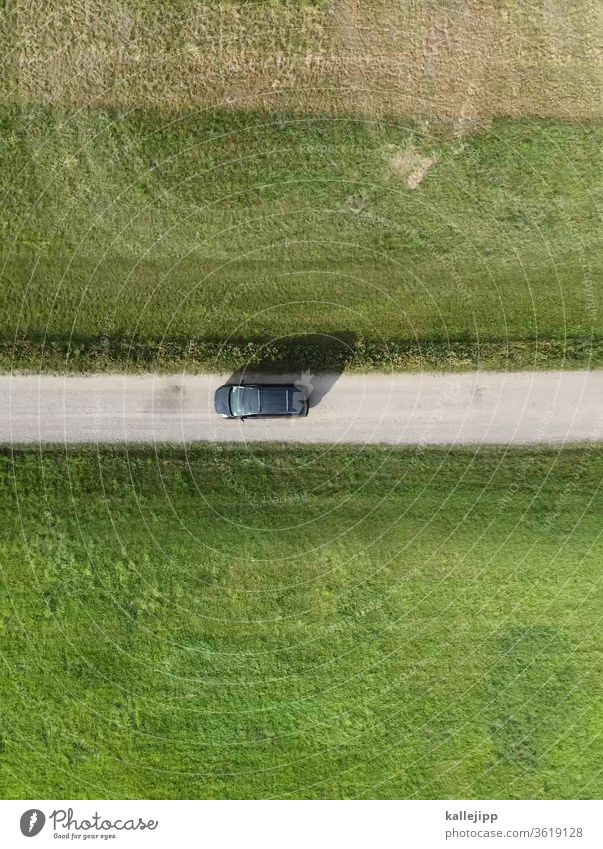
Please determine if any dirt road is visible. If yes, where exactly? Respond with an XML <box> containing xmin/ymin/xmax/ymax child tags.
<box><xmin>1</xmin><ymin>371</ymin><xmax>602</xmax><ymax>446</ymax></box>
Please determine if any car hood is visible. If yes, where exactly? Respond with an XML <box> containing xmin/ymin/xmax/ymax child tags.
<box><xmin>214</xmin><ymin>385</ymin><xmax>231</xmax><ymax>416</ymax></box>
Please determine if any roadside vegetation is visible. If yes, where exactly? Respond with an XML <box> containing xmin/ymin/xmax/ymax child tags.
<box><xmin>1</xmin><ymin>108</ymin><xmax>601</xmax><ymax>372</ymax></box>
<box><xmin>0</xmin><ymin>446</ymin><xmax>601</xmax><ymax>798</ymax></box>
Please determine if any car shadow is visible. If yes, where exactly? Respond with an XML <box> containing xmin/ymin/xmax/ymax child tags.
<box><xmin>223</xmin><ymin>332</ymin><xmax>355</xmax><ymax>409</ymax></box>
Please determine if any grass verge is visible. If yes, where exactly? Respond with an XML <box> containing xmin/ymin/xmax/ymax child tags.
<box><xmin>0</xmin><ymin>445</ymin><xmax>601</xmax><ymax>798</ymax></box>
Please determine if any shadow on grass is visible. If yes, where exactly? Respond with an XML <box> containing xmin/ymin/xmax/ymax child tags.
<box><xmin>223</xmin><ymin>332</ymin><xmax>356</xmax><ymax>408</ymax></box>
<box><xmin>3</xmin><ymin>330</ymin><xmax>602</xmax><ymax>374</ymax></box>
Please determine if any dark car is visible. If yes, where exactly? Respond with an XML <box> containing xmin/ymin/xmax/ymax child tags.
<box><xmin>215</xmin><ymin>383</ymin><xmax>308</xmax><ymax>419</ymax></box>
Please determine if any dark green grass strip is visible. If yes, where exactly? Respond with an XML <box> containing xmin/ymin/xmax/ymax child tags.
<box><xmin>2</xmin><ymin>333</ymin><xmax>603</xmax><ymax>373</ymax></box>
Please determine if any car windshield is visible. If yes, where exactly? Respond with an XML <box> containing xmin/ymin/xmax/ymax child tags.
<box><xmin>230</xmin><ymin>386</ymin><xmax>260</xmax><ymax>417</ymax></box>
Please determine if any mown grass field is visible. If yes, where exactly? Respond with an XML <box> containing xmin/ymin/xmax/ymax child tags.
<box><xmin>1</xmin><ymin>107</ymin><xmax>602</xmax><ymax>371</ymax></box>
<box><xmin>0</xmin><ymin>446</ymin><xmax>601</xmax><ymax>799</ymax></box>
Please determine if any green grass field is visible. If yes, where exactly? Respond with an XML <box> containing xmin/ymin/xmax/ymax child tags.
<box><xmin>0</xmin><ymin>446</ymin><xmax>601</xmax><ymax>798</ymax></box>
<box><xmin>1</xmin><ymin>108</ymin><xmax>602</xmax><ymax>371</ymax></box>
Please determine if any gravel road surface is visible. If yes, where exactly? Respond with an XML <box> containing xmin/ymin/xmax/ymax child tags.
<box><xmin>1</xmin><ymin>371</ymin><xmax>602</xmax><ymax>446</ymax></box>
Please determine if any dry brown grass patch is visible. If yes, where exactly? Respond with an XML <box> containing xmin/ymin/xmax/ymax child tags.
<box><xmin>6</xmin><ymin>1</ymin><xmax>603</xmax><ymax>118</ymax></box>
<box><xmin>387</xmin><ymin>144</ymin><xmax>436</xmax><ymax>188</ymax></box>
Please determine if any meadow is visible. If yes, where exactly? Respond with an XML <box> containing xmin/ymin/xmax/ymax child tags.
<box><xmin>0</xmin><ymin>445</ymin><xmax>601</xmax><ymax>798</ymax></box>
<box><xmin>9</xmin><ymin>1</ymin><xmax>603</xmax><ymax>121</ymax></box>
<box><xmin>1</xmin><ymin>1</ymin><xmax>602</xmax><ymax>372</ymax></box>
<box><xmin>1</xmin><ymin>108</ymin><xmax>602</xmax><ymax>372</ymax></box>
